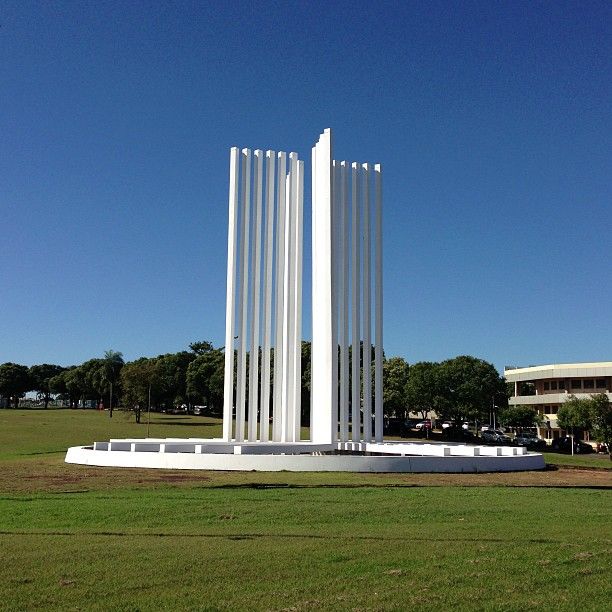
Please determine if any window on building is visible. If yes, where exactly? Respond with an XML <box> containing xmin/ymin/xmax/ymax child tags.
<box><xmin>544</xmin><ymin>382</ymin><xmax>550</xmax><ymax>391</ymax></box>
<box><xmin>550</xmin><ymin>381</ymin><xmax>557</xmax><ymax>390</ymax></box>
<box><xmin>584</xmin><ymin>379</ymin><xmax>594</xmax><ymax>389</ymax></box>
<box><xmin>571</xmin><ymin>379</ymin><xmax>582</xmax><ymax>389</ymax></box>
<box><xmin>558</xmin><ymin>380</ymin><xmax>566</xmax><ymax>390</ymax></box>
<box><xmin>551</xmin><ymin>406</ymin><xmax>558</xmax><ymax>414</ymax></box>
<box><xmin>596</xmin><ymin>379</ymin><xmax>606</xmax><ymax>388</ymax></box>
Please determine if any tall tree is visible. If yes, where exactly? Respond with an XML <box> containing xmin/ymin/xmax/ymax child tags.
<box><xmin>186</xmin><ymin>349</ymin><xmax>225</xmax><ymax>414</ymax></box>
<box><xmin>405</xmin><ymin>361</ymin><xmax>443</xmax><ymax>419</ymax></box>
<box><xmin>588</xmin><ymin>393</ymin><xmax>612</xmax><ymax>460</ymax></box>
<box><xmin>29</xmin><ymin>364</ymin><xmax>65</xmax><ymax>409</ymax></box>
<box><xmin>437</xmin><ymin>356</ymin><xmax>507</xmax><ymax>424</ymax></box>
<box><xmin>382</xmin><ymin>357</ymin><xmax>410</xmax><ymax>419</ymax></box>
<box><xmin>155</xmin><ymin>351</ymin><xmax>196</xmax><ymax>410</ymax></box>
<box><xmin>102</xmin><ymin>350</ymin><xmax>124</xmax><ymax>418</ymax></box>
<box><xmin>49</xmin><ymin>367</ymin><xmax>79</xmax><ymax>408</ymax></box>
<box><xmin>120</xmin><ymin>357</ymin><xmax>161</xmax><ymax>423</ymax></box>
<box><xmin>557</xmin><ymin>394</ymin><xmax>592</xmax><ymax>455</ymax></box>
<box><xmin>0</xmin><ymin>363</ymin><xmax>31</xmax><ymax>408</ymax></box>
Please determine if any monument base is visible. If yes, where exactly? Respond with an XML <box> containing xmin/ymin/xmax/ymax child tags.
<box><xmin>65</xmin><ymin>439</ymin><xmax>545</xmax><ymax>473</ymax></box>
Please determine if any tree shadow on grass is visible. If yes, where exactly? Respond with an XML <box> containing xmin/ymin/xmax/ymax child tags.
<box><xmin>152</xmin><ymin>418</ymin><xmax>217</xmax><ymax>427</ymax></box>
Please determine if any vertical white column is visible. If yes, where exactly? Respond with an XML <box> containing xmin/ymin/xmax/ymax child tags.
<box><xmin>351</xmin><ymin>162</ymin><xmax>361</xmax><ymax>443</ymax></box>
<box><xmin>273</xmin><ymin>152</ymin><xmax>287</xmax><ymax>441</ymax></box>
<box><xmin>259</xmin><ymin>151</ymin><xmax>275</xmax><ymax>442</ymax></box>
<box><xmin>247</xmin><ymin>151</ymin><xmax>263</xmax><ymax>441</ymax></box>
<box><xmin>282</xmin><ymin>162</ymin><xmax>294</xmax><ymax>441</ymax></box>
<box><xmin>310</xmin><ymin>144</ymin><xmax>317</xmax><ymax>440</ymax></box>
<box><xmin>331</xmin><ymin>161</ymin><xmax>339</xmax><ymax>443</ymax></box>
<box><xmin>362</xmin><ymin>164</ymin><xmax>372</xmax><ymax>442</ymax></box>
<box><xmin>310</xmin><ymin>129</ymin><xmax>334</xmax><ymax>444</ymax></box>
<box><xmin>339</xmin><ymin>161</ymin><xmax>350</xmax><ymax>443</ymax></box>
<box><xmin>223</xmin><ymin>147</ymin><xmax>240</xmax><ymax>441</ymax></box>
<box><xmin>293</xmin><ymin>159</ymin><xmax>304</xmax><ymax>441</ymax></box>
<box><xmin>235</xmin><ymin>148</ymin><xmax>251</xmax><ymax>442</ymax></box>
<box><xmin>374</xmin><ymin>163</ymin><xmax>384</xmax><ymax>442</ymax></box>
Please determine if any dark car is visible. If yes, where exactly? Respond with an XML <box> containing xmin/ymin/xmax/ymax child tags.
<box><xmin>551</xmin><ymin>437</ymin><xmax>594</xmax><ymax>454</ymax></box>
<box><xmin>441</xmin><ymin>425</ymin><xmax>474</xmax><ymax>442</ymax></box>
<box><xmin>515</xmin><ymin>434</ymin><xmax>547</xmax><ymax>451</ymax></box>
<box><xmin>480</xmin><ymin>429</ymin><xmax>512</xmax><ymax>445</ymax></box>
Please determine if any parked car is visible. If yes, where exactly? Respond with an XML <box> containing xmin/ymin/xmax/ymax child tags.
<box><xmin>480</xmin><ymin>429</ymin><xmax>512</xmax><ymax>444</ymax></box>
<box><xmin>515</xmin><ymin>433</ymin><xmax>547</xmax><ymax>451</ymax></box>
<box><xmin>441</xmin><ymin>421</ymin><xmax>454</xmax><ymax>429</ymax></box>
<box><xmin>441</xmin><ymin>425</ymin><xmax>474</xmax><ymax>442</ymax></box>
<box><xmin>551</xmin><ymin>437</ymin><xmax>594</xmax><ymax>454</ymax></box>
<box><xmin>415</xmin><ymin>419</ymin><xmax>432</xmax><ymax>430</ymax></box>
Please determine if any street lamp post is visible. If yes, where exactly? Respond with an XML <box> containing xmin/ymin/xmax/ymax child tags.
<box><xmin>147</xmin><ymin>383</ymin><xmax>152</xmax><ymax>438</ymax></box>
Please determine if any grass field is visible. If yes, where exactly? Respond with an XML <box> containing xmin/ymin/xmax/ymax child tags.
<box><xmin>0</xmin><ymin>409</ymin><xmax>610</xmax><ymax>611</ymax></box>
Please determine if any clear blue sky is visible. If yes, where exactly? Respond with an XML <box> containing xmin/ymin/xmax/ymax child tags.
<box><xmin>1</xmin><ymin>0</ymin><xmax>610</xmax><ymax>373</ymax></box>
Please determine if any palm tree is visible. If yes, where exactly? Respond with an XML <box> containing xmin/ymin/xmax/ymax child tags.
<box><xmin>103</xmin><ymin>350</ymin><xmax>124</xmax><ymax>418</ymax></box>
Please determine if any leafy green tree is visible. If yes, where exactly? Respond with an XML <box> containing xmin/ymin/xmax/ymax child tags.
<box><xmin>499</xmin><ymin>405</ymin><xmax>540</xmax><ymax>429</ymax></box>
<box><xmin>155</xmin><ymin>351</ymin><xmax>197</xmax><ymax>410</ymax></box>
<box><xmin>382</xmin><ymin>356</ymin><xmax>410</xmax><ymax>419</ymax></box>
<box><xmin>405</xmin><ymin>361</ymin><xmax>443</xmax><ymax>419</ymax></box>
<box><xmin>588</xmin><ymin>393</ymin><xmax>612</xmax><ymax>460</ymax></box>
<box><xmin>120</xmin><ymin>358</ymin><xmax>161</xmax><ymax>423</ymax></box>
<box><xmin>189</xmin><ymin>341</ymin><xmax>215</xmax><ymax>355</ymax></box>
<box><xmin>557</xmin><ymin>395</ymin><xmax>591</xmax><ymax>455</ymax></box>
<box><xmin>49</xmin><ymin>367</ymin><xmax>79</xmax><ymax>407</ymax></box>
<box><xmin>29</xmin><ymin>364</ymin><xmax>65</xmax><ymax>409</ymax></box>
<box><xmin>0</xmin><ymin>363</ymin><xmax>31</xmax><ymax>408</ymax></box>
<box><xmin>437</xmin><ymin>356</ymin><xmax>506</xmax><ymax>424</ymax></box>
<box><xmin>186</xmin><ymin>349</ymin><xmax>225</xmax><ymax>414</ymax></box>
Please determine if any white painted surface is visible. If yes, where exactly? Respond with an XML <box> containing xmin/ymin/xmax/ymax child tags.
<box><xmin>66</xmin><ymin>442</ymin><xmax>544</xmax><ymax>473</ymax></box>
<box><xmin>248</xmin><ymin>150</ymin><xmax>263</xmax><ymax>441</ymax></box>
<box><xmin>223</xmin><ymin>147</ymin><xmax>240</xmax><ymax>441</ymax></box>
<box><xmin>259</xmin><ymin>150</ymin><xmax>275</xmax><ymax>442</ymax></box>
<box><xmin>311</xmin><ymin>129</ymin><xmax>334</xmax><ymax>444</ymax></box>
<box><xmin>374</xmin><ymin>164</ymin><xmax>383</xmax><ymax>442</ymax></box>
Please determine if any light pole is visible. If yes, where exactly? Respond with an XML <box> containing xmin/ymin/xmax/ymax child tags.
<box><xmin>147</xmin><ymin>383</ymin><xmax>151</xmax><ymax>438</ymax></box>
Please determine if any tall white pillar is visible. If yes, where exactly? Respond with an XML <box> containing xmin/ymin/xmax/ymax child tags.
<box><xmin>293</xmin><ymin>159</ymin><xmax>304</xmax><ymax>441</ymax></box>
<box><xmin>339</xmin><ymin>161</ymin><xmax>350</xmax><ymax>443</ymax></box>
<box><xmin>351</xmin><ymin>162</ymin><xmax>361</xmax><ymax>443</ymax></box>
<box><xmin>259</xmin><ymin>151</ymin><xmax>275</xmax><ymax>442</ymax></box>
<box><xmin>235</xmin><ymin>148</ymin><xmax>251</xmax><ymax>442</ymax></box>
<box><xmin>362</xmin><ymin>163</ymin><xmax>372</xmax><ymax>442</ymax></box>
<box><xmin>374</xmin><ymin>164</ymin><xmax>383</xmax><ymax>442</ymax></box>
<box><xmin>311</xmin><ymin>129</ymin><xmax>334</xmax><ymax>444</ymax></box>
<box><xmin>272</xmin><ymin>152</ymin><xmax>287</xmax><ymax>442</ymax></box>
<box><xmin>223</xmin><ymin>147</ymin><xmax>240</xmax><ymax>441</ymax></box>
<box><xmin>247</xmin><ymin>151</ymin><xmax>263</xmax><ymax>441</ymax></box>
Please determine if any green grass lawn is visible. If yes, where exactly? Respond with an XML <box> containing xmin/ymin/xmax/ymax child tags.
<box><xmin>0</xmin><ymin>409</ymin><xmax>610</xmax><ymax>611</ymax></box>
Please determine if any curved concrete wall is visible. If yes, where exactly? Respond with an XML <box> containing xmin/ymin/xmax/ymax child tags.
<box><xmin>66</xmin><ymin>446</ymin><xmax>545</xmax><ymax>473</ymax></box>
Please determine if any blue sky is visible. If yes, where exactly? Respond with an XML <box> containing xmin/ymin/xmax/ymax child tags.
<box><xmin>1</xmin><ymin>0</ymin><xmax>610</xmax><ymax>373</ymax></box>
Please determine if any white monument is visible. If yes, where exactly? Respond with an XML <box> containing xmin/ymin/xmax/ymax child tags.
<box><xmin>221</xmin><ymin>129</ymin><xmax>384</xmax><ymax>448</ymax></box>
<box><xmin>65</xmin><ymin>129</ymin><xmax>544</xmax><ymax>472</ymax></box>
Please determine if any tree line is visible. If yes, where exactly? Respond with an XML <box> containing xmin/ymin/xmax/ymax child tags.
<box><xmin>1</xmin><ymin>345</ymin><xmax>513</xmax><ymax>424</ymax></box>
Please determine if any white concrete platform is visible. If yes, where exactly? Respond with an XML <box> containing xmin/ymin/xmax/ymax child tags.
<box><xmin>65</xmin><ymin>439</ymin><xmax>545</xmax><ymax>473</ymax></box>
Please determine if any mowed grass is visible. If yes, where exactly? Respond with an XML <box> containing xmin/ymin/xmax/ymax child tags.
<box><xmin>0</xmin><ymin>409</ymin><xmax>610</xmax><ymax>611</ymax></box>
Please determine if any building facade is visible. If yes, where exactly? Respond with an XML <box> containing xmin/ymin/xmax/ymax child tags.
<box><xmin>504</xmin><ymin>362</ymin><xmax>612</xmax><ymax>441</ymax></box>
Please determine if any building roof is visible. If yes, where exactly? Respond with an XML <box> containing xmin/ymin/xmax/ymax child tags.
<box><xmin>504</xmin><ymin>362</ymin><xmax>612</xmax><ymax>382</ymax></box>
